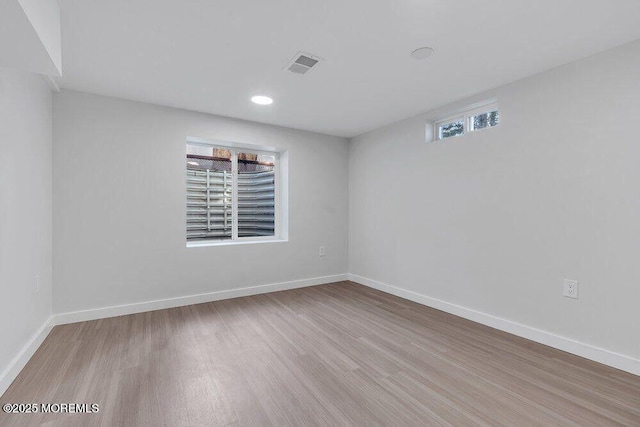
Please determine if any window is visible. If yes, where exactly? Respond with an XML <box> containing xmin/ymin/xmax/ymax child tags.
<box><xmin>469</xmin><ymin>110</ymin><xmax>499</xmax><ymax>131</ymax></box>
<box><xmin>186</xmin><ymin>140</ymin><xmax>284</xmax><ymax>245</ymax></box>
<box><xmin>435</xmin><ymin>103</ymin><xmax>500</xmax><ymax>140</ymax></box>
<box><xmin>438</xmin><ymin>117</ymin><xmax>464</xmax><ymax>139</ymax></box>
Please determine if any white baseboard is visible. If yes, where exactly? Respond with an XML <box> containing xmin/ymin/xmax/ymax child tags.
<box><xmin>2</xmin><ymin>274</ymin><xmax>348</xmax><ymax>397</ymax></box>
<box><xmin>348</xmin><ymin>274</ymin><xmax>640</xmax><ymax>376</ymax></box>
<box><xmin>54</xmin><ymin>274</ymin><xmax>348</xmax><ymax>325</ymax></box>
<box><xmin>0</xmin><ymin>316</ymin><xmax>54</xmax><ymax>397</ymax></box>
<box><xmin>7</xmin><ymin>272</ymin><xmax>635</xmax><ymax>400</ymax></box>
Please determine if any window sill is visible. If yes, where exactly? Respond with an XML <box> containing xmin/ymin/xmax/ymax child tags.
<box><xmin>186</xmin><ymin>239</ymin><xmax>288</xmax><ymax>248</ymax></box>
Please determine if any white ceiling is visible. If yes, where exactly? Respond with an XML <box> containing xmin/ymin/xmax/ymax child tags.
<box><xmin>59</xmin><ymin>0</ymin><xmax>640</xmax><ymax>138</ymax></box>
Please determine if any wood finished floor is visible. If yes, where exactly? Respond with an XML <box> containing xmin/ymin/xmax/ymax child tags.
<box><xmin>1</xmin><ymin>281</ymin><xmax>639</xmax><ymax>426</ymax></box>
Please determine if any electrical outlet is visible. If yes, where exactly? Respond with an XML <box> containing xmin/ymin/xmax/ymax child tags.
<box><xmin>319</xmin><ymin>246</ymin><xmax>326</xmax><ymax>257</ymax></box>
<box><xmin>563</xmin><ymin>279</ymin><xmax>578</xmax><ymax>299</ymax></box>
<box><xmin>34</xmin><ymin>275</ymin><xmax>40</xmax><ymax>294</ymax></box>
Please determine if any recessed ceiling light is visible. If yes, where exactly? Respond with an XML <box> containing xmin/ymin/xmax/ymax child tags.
<box><xmin>187</xmin><ymin>161</ymin><xmax>199</xmax><ymax>166</ymax></box>
<box><xmin>411</xmin><ymin>47</ymin><xmax>435</xmax><ymax>60</ymax></box>
<box><xmin>251</xmin><ymin>95</ymin><xmax>273</xmax><ymax>105</ymax></box>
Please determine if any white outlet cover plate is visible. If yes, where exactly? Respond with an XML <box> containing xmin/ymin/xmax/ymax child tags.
<box><xmin>563</xmin><ymin>279</ymin><xmax>578</xmax><ymax>299</ymax></box>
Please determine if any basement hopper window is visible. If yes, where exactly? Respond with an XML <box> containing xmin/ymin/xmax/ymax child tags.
<box><xmin>435</xmin><ymin>103</ymin><xmax>500</xmax><ymax>140</ymax></box>
<box><xmin>186</xmin><ymin>140</ymin><xmax>285</xmax><ymax>246</ymax></box>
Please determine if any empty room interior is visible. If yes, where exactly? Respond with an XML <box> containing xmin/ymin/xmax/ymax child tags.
<box><xmin>2</xmin><ymin>0</ymin><xmax>640</xmax><ymax>425</ymax></box>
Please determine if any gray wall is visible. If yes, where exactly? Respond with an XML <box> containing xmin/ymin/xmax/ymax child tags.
<box><xmin>53</xmin><ymin>91</ymin><xmax>349</xmax><ymax>313</ymax></box>
<box><xmin>349</xmin><ymin>39</ymin><xmax>640</xmax><ymax>359</ymax></box>
<box><xmin>0</xmin><ymin>69</ymin><xmax>53</xmax><ymax>376</ymax></box>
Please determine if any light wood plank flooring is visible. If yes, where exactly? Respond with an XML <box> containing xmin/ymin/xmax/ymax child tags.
<box><xmin>1</xmin><ymin>281</ymin><xmax>639</xmax><ymax>426</ymax></box>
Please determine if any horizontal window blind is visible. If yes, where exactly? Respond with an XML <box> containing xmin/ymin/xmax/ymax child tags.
<box><xmin>186</xmin><ymin>169</ymin><xmax>232</xmax><ymax>241</ymax></box>
<box><xmin>238</xmin><ymin>169</ymin><xmax>275</xmax><ymax>237</ymax></box>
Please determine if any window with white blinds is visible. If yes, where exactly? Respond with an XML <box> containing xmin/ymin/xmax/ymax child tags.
<box><xmin>186</xmin><ymin>142</ymin><xmax>278</xmax><ymax>243</ymax></box>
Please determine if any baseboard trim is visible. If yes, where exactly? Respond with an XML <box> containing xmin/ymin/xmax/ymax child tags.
<box><xmin>54</xmin><ymin>274</ymin><xmax>349</xmax><ymax>325</ymax></box>
<box><xmin>348</xmin><ymin>274</ymin><xmax>640</xmax><ymax>376</ymax></box>
<box><xmin>0</xmin><ymin>316</ymin><xmax>54</xmax><ymax>397</ymax></box>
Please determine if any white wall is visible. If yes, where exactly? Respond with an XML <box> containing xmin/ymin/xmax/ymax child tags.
<box><xmin>17</xmin><ymin>0</ymin><xmax>62</xmax><ymax>75</ymax></box>
<box><xmin>349</xmin><ymin>40</ymin><xmax>640</xmax><ymax>361</ymax></box>
<box><xmin>0</xmin><ymin>69</ymin><xmax>53</xmax><ymax>382</ymax></box>
<box><xmin>53</xmin><ymin>91</ymin><xmax>348</xmax><ymax>314</ymax></box>
<box><xmin>0</xmin><ymin>0</ymin><xmax>61</xmax><ymax>76</ymax></box>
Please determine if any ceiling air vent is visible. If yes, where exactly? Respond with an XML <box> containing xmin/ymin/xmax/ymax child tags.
<box><xmin>284</xmin><ymin>52</ymin><xmax>321</xmax><ymax>75</ymax></box>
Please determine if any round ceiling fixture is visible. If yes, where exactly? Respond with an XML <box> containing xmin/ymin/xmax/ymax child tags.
<box><xmin>251</xmin><ymin>95</ymin><xmax>274</xmax><ymax>105</ymax></box>
<box><xmin>410</xmin><ymin>47</ymin><xmax>435</xmax><ymax>60</ymax></box>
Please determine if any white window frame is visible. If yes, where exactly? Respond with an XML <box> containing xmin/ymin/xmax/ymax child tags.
<box><xmin>435</xmin><ymin>102</ymin><xmax>499</xmax><ymax>141</ymax></box>
<box><xmin>435</xmin><ymin>115</ymin><xmax>465</xmax><ymax>140</ymax></box>
<box><xmin>186</xmin><ymin>137</ymin><xmax>289</xmax><ymax>248</ymax></box>
<box><xmin>466</xmin><ymin>103</ymin><xmax>499</xmax><ymax>133</ymax></box>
